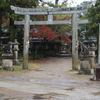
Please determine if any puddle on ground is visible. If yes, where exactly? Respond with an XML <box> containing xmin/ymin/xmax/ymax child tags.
<box><xmin>0</xmin><ymin>93</ymin><xmax>5</xmax><ymax>97</ymax></box>
<box><xmin>3</xmin><ymin>98</ymin><xmax>33</xmax><ymax>100</ymax></box>
<box><xmin>92</xmin><ymin>92</ymin><xmax>100</xmax><ymax>96</ymax></box>
<box><xmin>33</xmin><ymin>93</ymin><xmax>68</xmax><ymax>99</ymax></box>
<box><xmin>65</xmin><ymin>87</ymin><xmax>75</xmax><ymax>91</ymax></box>
<box><xmin>35</xmin><ymin>69</ymin><xmax>44</xmax><ymax>71</ymax></box>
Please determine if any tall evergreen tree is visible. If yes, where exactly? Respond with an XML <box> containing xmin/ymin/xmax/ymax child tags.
<box><xmin>85</xmin><ymin>0</ymin><xmax>100</xmax><ymax>39</ymax></box>
<box><xmin>0</xmin><ymin>0</ymin><xmax>10</xmax><ymax>43</ymax></box>
<box><xmin>0</xmin><ymin>0</ymin><xmax>42</xmax><ymax>42</ymax></box>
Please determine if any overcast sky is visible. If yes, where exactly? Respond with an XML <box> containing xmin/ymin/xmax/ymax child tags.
<box><xmin>68</xmin><ymin>0</ymin><xmax>96</xmax><ymax>6</ymax></box>
<box><xmin>44</xmin><ymin>0</ymin><xmax>95</xmax><ymax>6</ymax></box>
<box><xmin>59</xmin><ymin>0</ymin><xmax>90</xmax><ymax>5</ymax></box>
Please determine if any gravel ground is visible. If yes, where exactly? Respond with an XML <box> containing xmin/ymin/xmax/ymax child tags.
<box><xmin>0</xmin><ymin>57</ymin><xmax>100</xmax><ymax>100</ymax></box>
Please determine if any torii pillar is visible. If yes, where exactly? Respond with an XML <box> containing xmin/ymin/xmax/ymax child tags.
<box><xmin>72</xmin><ymin>13</ymin><xmax>78</xmax><ymax>70</ymax></box>
<box><xmin>23</xmin><ymin>15</ymin><xmax>30</xmax><ymax>69</ymax></box>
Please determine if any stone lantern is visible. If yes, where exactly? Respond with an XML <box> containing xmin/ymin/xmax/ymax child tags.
<box><xmin>2</xmin><ymin>42</ymin><xmax>14</xmax><ymax>71</ymax></box>
<box><xmin>88</xmin><ymin>43</ymin><xmax>97</xmax><ymax>75</ymax></box>
<box><xmin>13</xmin><ymin>39</ymin><xmax>20</xmax><ymax>65</ymax></box>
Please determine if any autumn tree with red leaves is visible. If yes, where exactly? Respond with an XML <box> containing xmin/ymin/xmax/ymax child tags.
<box><xmin>30</xmin><ymin>25</ymin><xmax>71</xmax><ymax>44</ymax></box>
<box><xmin>30</xmin><ymin>25</ymin><xmax>57</xmax><ymax>41</ymax></box>
<box><xmin>58</xmin><ymin>33</ymin><xmax>71</xmax><ymax>44</ymax></box>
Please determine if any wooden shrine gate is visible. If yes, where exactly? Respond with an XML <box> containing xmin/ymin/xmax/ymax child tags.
<box><xmin>10</xmin><ymin>5</ymin><xmax>89</xmax><ymax>69</ymax></box>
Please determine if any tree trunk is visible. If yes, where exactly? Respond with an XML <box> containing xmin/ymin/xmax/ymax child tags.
<box><xmin>55</xmin><ymin>0</ymin><xmax>59</xmax><ymax>4</ymax></box>
<box><xmin>9</xmin><ymin>18</ymin><xmax>15</xmax><ymax>42</ymax></box>
<box><xmin>0</xmin><ymin>11</ymin><xmax>2</xmax><ymax>45</ymax></box>
<box><xmin>44</xmin><ymin>38</ymin><xmax>46</xmax><ymax>57</ymax></box>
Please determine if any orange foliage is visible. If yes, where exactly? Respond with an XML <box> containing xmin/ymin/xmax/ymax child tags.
<box><xmin>2</xmin><ymin>17</ymin><xmax>10</xmax><ymax>23</ymax></box>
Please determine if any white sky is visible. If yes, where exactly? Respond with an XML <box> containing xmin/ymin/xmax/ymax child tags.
<box><xmin>59</xmin><ymin>0</ymin><xmax>90</xmax><ymax>5</ymax></box>
<box><xmin>68</xmin><ymin>0</ymin><xmax>90</xmax><ymax>6</ymax></box>
<box><xmin>43</xmin><ymin>0</ymin><xmax>95</xmax><ymax>6</ymax></box>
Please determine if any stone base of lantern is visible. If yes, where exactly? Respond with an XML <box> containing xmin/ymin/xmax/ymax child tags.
<box><xmin>78</xmin><ymin>60</ymin><xmax>91</xmax><ymax>75</ymax></box>
<box><xmin>2</xmin><ymin>59</ymin><xmax>14</xmax><ymax>71</ymax></box>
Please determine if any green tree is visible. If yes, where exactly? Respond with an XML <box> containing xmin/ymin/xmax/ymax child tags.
<box><xmin>0</xmin><ymin>0</ymin><xmax>10</xmax><ymax>44</ymax></box>
<box><xmin>83</xmin><ymin>0</ymin><xmax>100</xmax><ymax>39</ymax></box>
<box><xmin>0</xmin><ymin>0</ymin><xmax>43</xmax><ymax>42</ymax></box>
<box><xmin>11</xmin><ymin>0</ymin><xmax>40</xmax><ymax>8</ymax></box>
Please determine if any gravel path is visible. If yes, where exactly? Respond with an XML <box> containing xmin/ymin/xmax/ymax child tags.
<box><xmin>0</xmin><ymin>57</ymin><xmax>100</xmax><ymax>100</ymax></box>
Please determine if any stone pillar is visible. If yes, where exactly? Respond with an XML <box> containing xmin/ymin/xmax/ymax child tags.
<box><xmin>72</xmin><ymin>13</ymin><xmax>78</xmax><ymax>70</ymax></box>
<box><xmin>23</xmin><ymin>14</ymin><xmax>30</xmax><ymax>69</ymax></box>
<box><xmin>13</xmin><ymin>39</ymin><xmax>20</xmax><ymax>65</ymax></box>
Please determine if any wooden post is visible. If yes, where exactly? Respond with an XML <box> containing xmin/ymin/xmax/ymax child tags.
<box><xmin>98</xmin><ymin>23</ymin><xmax>100</xmax><ymax>65</ymax></box>
<box><xmin>72</xmin><ymin>13</ymin><xmax>78</xmax><ymax>70</ymax></box>
<box><xmin>23</xmin><ymin>14</ymin><xmax>30</xmax><ymax>69</ymax></box>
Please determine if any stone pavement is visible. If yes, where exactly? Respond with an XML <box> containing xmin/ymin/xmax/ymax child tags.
<box><xmin>0</xmin><ymin>57</ymin><xmax>100</xmax><ymax>100</ymax></box>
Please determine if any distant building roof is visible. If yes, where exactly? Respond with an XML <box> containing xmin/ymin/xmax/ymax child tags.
<box><xmin>1</xmin><ymin>37</ymin><xmax>9</xmax><ymax>39</ymax></box>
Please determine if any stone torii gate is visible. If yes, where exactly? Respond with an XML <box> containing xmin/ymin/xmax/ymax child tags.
<box><xmin>10</xmin><ymin>6</ymin><xmax>89</xmax><ymax>69</ymax></box>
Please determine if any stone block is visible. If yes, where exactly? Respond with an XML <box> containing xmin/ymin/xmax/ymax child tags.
<box><xmin>79</xmin><ymin>60</ymin><xmax>91</xmax><ymax>74</ymax></box>
<box><xmin>2</xmin><ymin>59</ymin><xmax>14</xmax><ymax>70</ymax></box>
